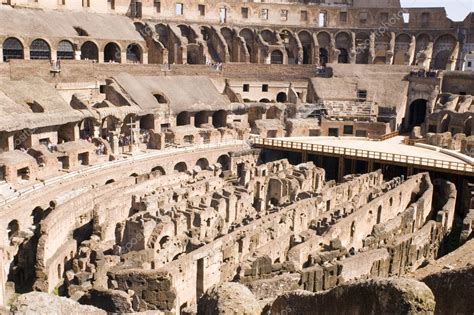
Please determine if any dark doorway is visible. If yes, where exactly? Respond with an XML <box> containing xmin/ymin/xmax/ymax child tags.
<box><xmin>409</xmin><ymin>99</ymin><xmax>427</xmax><ymax>128</ymax></box>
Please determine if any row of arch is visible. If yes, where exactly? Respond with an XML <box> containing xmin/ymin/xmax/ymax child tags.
<box><xmin>154</xmin><ymin>22</ymin><xmax>457</xmax><ymax>68</ymax></box>
<box><xmin>2</xmin><ymin>37</ymin><xmax>143</xmax><ymax>63</ymax></box>
<box><xmin>147</xmin><ymin>154</ymin><xmax>231</xmax><ymax>177</ymax></box>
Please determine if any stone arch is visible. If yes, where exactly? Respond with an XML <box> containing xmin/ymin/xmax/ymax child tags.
<box><xmin>335</xmin><ymin>31</ymin><xmax>351</xmax><ymax>51</ymax></box>
<box><xmin>81</xmin><ymin>41</ymin><xmax>99</xmax><ymax>61</ymax></box>
<box><xmin>104</xmin><ymin>42</ymin><xmax>121</xmax><ymax>63</ymax></box>
<box><xmin>393</xmin><ymin>33</ymin><xmax>411</xmax><ymax>65</ymax></box>
<box><xmin>298</xmin><ymin>30</ymin><xmax>313</xmax><ymax>64</ymax></box>
<box><xmin>317</xmin><ymin>31</ymin><xmax>331</xmax><ymax>49</ymax></box>
<box><xmin>261</xmin><ymin>29</ymin><xmax>277</xmax><ymax>45</ymax></box>
<box><xmin>355</xmin><ymin>32</ymin><xmax>370</xmax><ymax>64</ymax></box>
<box><xmin>3</xmin><ymin>37</ymin><xmax>24</xmax><ymax>61</ymax></box>
<box><xmin>126</xmin><ymin>43</ymin><xmax>142</xmax><ymax>63</ymax></box>
<box><xmin>30</xmin><ymin>38</ymin><xmax>51</xmax><ymax>60</ymax></box>
<box><xmin>432</xmin><ymin>34</ymin><xmax>456</xmax><ymax>70</ymax></box>
<box><xmin>270</xmin><ymin>50</ymin><xmax>283</xmax><ymax>64</ymax></box>
<box><xmin>32</xmin><ymin>206</ymin><xmax>43</xmax><ymax>225</ymax></box>
<box><xmin>408</xmin><ymin>99</ymin><xmax>427</xmax><ymax>129</ymax></box>
<box><xmin>105</xmin><ymin>179</ymin><xmax>115</xmax><ymax>185</ymax></box>
<box><xmin>174</xmin><ymin>161</ymin><xmax>188</xmax><ymax>173</ymax></box>
<box><xmin>176</xmin><ymin>112</ymin><xmax>191</xmax><ymax>126</ymax></box>
<box><xmin>217</xmin><ymin>154</ymin><xmax>230</xmax><ymax>171</ymax></box>
<box><xmin>151</xmin><ymin>165</ymin><xmax>166</xmax><ymax>175</ymax></box>
<box><xmin>212</xmin><ymin>110</ymin><xmax>227</xmax><ymax>128</ymax></box>
<box><xmin>196</xmin><ymin>158</ymin><xmax>210</xmax><ymax>170</ymax></box>
<box><xmin>57</xmin><ymin>40</ymin><xmax>75</xmax><ymax>60</ymax></box>
<box><xmin>101</xmin><ymin>116</ymin><xmax>118</xmax><ymax>139</ymax></box>
<box><xmin>260</xmin><ymin>98</ymin><xmax>270</xmax><ymax>103</ymax></box>
<box><xmin>7</xmin><ymin>220</ymin><xmax>19</xmax><ymax>240</ymax></box>
<box><xmin>276</xmin><ymin>92</ymin><xmax>287</xmax><ymax>103</ymax></box>
<box><xmin>195</xmin><ymin>111</ymin><xmax>210</xmax><ymax>127</ymax></box>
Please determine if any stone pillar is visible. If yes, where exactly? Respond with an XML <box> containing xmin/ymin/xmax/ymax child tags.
<box><xmin>7</xmin><ymin>134</ymin><xmax>14</xmax><ymax>152</ymax></box>
<box><xmin>368</xmin><ymin>32</ymin><xmax>375</xmax><ymax>64</ymax></box>
<box><xmin>337</xmin><ymin>157</ymin><xmax>344</xmax><ymax>182</ymax></box>
<box><xmin>328</xmin><ymin>32</ymin><xmax>335</xmax><ymax>63</ymax></box>
<box><xmin>24</xmin><ymin>47</ymin><xmax>31</xmax><ymax>60</ymax></box>
<box><xmin>121</xmin><ymin>51</ymin><xmax>127</xmax><ymax>64</ymax></box>
<box><xmin>349</xmin><ymin>31</ymin><xmax>357</xmax><ymax>64</ymax></box>
<box><xmin>407</xmin><ymin>166</ymin><xmax>414</xmax><ymax>177</ymax></box>
<box><xmin>110</xmin><ymin>132</ymin><xmax>120</xmax><ymax>155</ymax></box>
<box><xmin>387</xmin><ymin>32</ymin><xmax>396</xmax><ymax>65</ymax></box>
<box><xmin>99</xmin><ymin>50</ymin><xmax>104</xmax><ymax>63</ymax></box>
<box><xmin>302</xmin><ymin>151</ymin><xmax>308</xmax><ymax>163</ymax></box>
<box><xmin>368</xmin><ymin>160</ymin><xmax>374</xmax><ymax>172</ymax></box>
<box><xmin>142</xmin><ymin>52</ymin><xmax>148</xmax><ymax>64</ymax></box>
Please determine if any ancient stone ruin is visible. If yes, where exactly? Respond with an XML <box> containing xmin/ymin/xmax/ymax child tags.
<box><xmin>0</xmin><ymin>0</ymin><xmax>473</xmax><ymax>314</ymax></box>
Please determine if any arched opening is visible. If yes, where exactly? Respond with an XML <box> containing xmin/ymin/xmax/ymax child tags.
<box><xmin>29</xmin><ymin>39</ymin><xmax>50</xmax><ymax>60</ymax></box>
<box><xmin>79</xmin><ymin>118</ymin><xmax>95</xmax><ymax>139</ymax></box>
<box><xmin>81</xmin><ymin>41</ymin><xmax>99</xmax><ymax>61</ymax></box>
<box><xmin>174</xmin><ymin>162</ymin><xmax>187</xmax><ymax>173</ymax></box>
<box><xmin>298</xmin><ymin>31</ymin><xmax>313</xmax><ymax>64</ymax></box>
<box><xmin>126</xmin><ymin>43</ymin><xmax>142</xmax><ymax>63</ymax></box>
<box><xmin>212</xmin><ymin>110</ymin><xmax>227</xmax><ymax>128</ymax></box>
<box><xmin>7</xmin><ymin>220</ymin><xmax>19</xmax><ymax>240</ymax></box>
<box><xmin>267</xmin><ymin>106</ymin><xmax>282</xmax><ymax>119</ymax></box>
<box><xmin>196</xmin><ymin>158</ymin><xmax>209</xmax><ymax>170</ymax></box>
<box><xmin>259</xmin><ymin>98</ymin><xmax>270</xmax><ymax>103</ymax></box>
<box><xmin>355</xmin><ymin>33</ymin><xmax>370</xmax><ymax>64</ymax></box>
<box><xmin>319</xmin><ymin>48</ymin><xmax>328</xmax><ymax>66</ymax></box>
<box><xmin>194</xmin><ymin>111</ymin><xmax>209</xmax><ymax>128</ymax></box>
<box><xmin>3</xmin><ymin>37</ymin><xmax>24</xmax><ymax>61</ymax></box>
<box><xmin>154</xmin><ymin>93</ymin><xmax>168</xmax><ymax>104</ymax></box>
<box><xmin>57</xmin><ymin>40</ymin><xmax>75</xmax><ymax>60</ymax></box>
<box><xmin>432</xmin><ymin>34</ymin><xmax>456</xmax><ymax>70</ymax></box>
<box><xmin>409</xmin><ymin>99</ymin><xmax>427</xmax><ymax>129</ymax></box>
<box><xmin>440</xmin><ymin>114</ymin><xmax>451</xmax><ymax>133</ymax></box>
<box><xmin>270</xmin><ymin>50</ymin><xmax>283</xmax><ymax>64</ymax></box>
<box><xmin>151</xmin><ymin>165</ymin><xmax>166</xmax><ymax>175</ymax></box>
<box><xmin>186</xmin><ymin>46</ymin><xmax>201</xmax><ymax>64</ymax></box>
<box><xmin>101</xmin><ymin>116</ymin><xmax>118</xmax><ymax>139</ymax></box>
<box><xmin>338</xmin><ymin>48</ymin><xmax>349</xmax><ymax>64</ymax></box>
<box><xmin>376</xmin><ymin>205</ymin><xmax>382</xmax><ymax>224</ymax></box>
<box><xmin>32</xmin><ymin>207</ymin><xmax>43</xmax><ymax>225</ymax></box>
<box><xmin>105</xmin><ymin>179</ymin><xmax>115</xmax><ymax>185</ymax></box>
<box><xmin>217</xmin><ymin>155</ymin><xmax>230</xmax><ymax>171</ymax></box>
<box><xmin>177</xmin><ymin>112</ymin><xmax>191</xmax><ymax>126</ymax></box>
<box><xmin>139</xmin><ymin>114</ymin><xmax>155</xmax><ymax>130</ymax></box>
<box><xmin>104</xmin><ymin>42</ymin><xmax>121</xmax><ymax>63</ymax></box>
<box><xmin>393</xmin><ymin>34</ymin><xmax>411</xmax><ymax>65</ymax></box>
<box><xmin>464</xmin><ymin>116</ymin><xmax>472</xmax><ymax>136</ymax></box>
<box><xmin>159</xmin><ymin>236</ymin><xmax>170</xmax><ymax>249</ymax></box>
<box><xmin>276</xmin><ymin>92</ymin><xmax>287</xmax><ymax>103</ymax></box>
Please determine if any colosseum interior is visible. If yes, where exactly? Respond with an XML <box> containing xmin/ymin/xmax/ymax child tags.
<box><xmin>0</xmin><ymin>0</ymin><xmax>473</xmax><ymax>314</ymax></box>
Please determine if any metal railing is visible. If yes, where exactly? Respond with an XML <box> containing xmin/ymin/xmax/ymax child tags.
<box><xmin>251</xmin><ymin>137</ymin><xmax>474</xmax><ymax>174</ymax></box>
